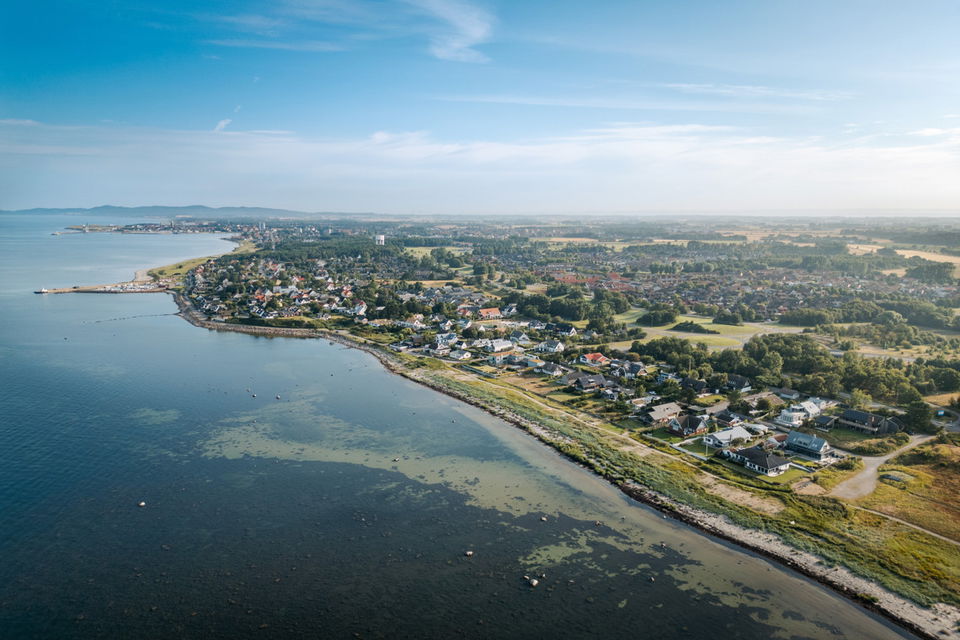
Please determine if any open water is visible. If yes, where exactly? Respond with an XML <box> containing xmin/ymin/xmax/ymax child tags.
<box><xmin>0</xmin><ymin>213</ymin><xmax>914</xmax><ymax>639</ymax></box>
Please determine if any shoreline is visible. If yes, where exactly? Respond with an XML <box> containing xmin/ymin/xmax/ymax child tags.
<box><xmin>169</xmin><ymin>292</ymin><xmax>958</xmax><ymax>640</ymax></box>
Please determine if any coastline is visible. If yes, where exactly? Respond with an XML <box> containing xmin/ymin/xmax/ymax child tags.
<box><xmin>169</xmin><ymin>291</ymin><xmax>959</xmax><ymax>640</ymax></box>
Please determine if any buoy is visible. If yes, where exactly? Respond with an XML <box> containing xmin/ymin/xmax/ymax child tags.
<box><xmin>276</xmin><ymin>395</ymin><xmax>281</xmax><ymax>400</ymax></box>
<box><xmin>138</xmin><ymin>501</ymin><xmax>146</xmax><ymax>508</ymax></box>
<box><xmin>252</xmin><ymin>394</ymin><xmax>257</xmax><ymax>398</ymax></box>
<box><xmin>464</xmin><ymin>550</ymin><xmax>474</xmax><ymax>557</ymax></box>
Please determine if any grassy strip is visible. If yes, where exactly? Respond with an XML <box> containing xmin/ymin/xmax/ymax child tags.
<box><xmin>148</xmin><ymin>238</ymin><xmax>255</xmax><ymax>281</ymax></box>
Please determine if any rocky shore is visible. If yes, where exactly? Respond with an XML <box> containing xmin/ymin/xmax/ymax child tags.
<box><xmin>171</xmin><ymin>292</ymin><xmax>959</xmax><ymax>639</ymax></box>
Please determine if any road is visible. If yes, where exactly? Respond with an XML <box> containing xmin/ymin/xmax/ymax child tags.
<box><xmin>829</xmin><ymin>434</ymin><xmax>935</xmax><ymax>500</ymax></box>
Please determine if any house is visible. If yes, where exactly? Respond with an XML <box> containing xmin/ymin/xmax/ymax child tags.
<box><xmin>536</xmin><ymin>362</ymin><xmax>567</xmax><ymax>377</ymax></box>
<box><xmin>703</xmin><ymin>426</ymin><xmax>753</xmax><ymax>449</ymax></box>
<box><xmin>812</xmin><ymin>415</ymin><xmax>837</xmax><ymax>431</ymax></box>
<box><xmin>555</xmin><ymin>323</ymin><xmax>578</xmax><ymax>337</ymax></box>
<box><xmin>774</xmin><ymin>401</ymin><xmax>821</xmax><ymax>428</ymax></box>
<box><xmin>772</xmin><ymin>387</ymin><xmax>801</xmax><ymax>401</ymax></box>
<box><xmin>742</xmin><ymin>422</ymin><xmax>770</xmax><ymax>435</ymax></box>
<box><xmin>485</xmin><ymin>339</ymin><xmax>514</xmax><ymax>353</ymax></box>
<box><xmin>837</xmin><ymin>409</ymin><xmax>903</xmax><ymax>435</ymax></box>
<box><xmin>508</xmin><ymin>330</ymin><xmax>531</xmax><ymax>344</ymax></box>
<box><xmin>680</xmin><ymin>378</ymin><xmax>712</xmax><ymax>397</ymax></box>
<box><xmin>657</xmin><ymin>371</ymin><xmax>680</xmax><ymax>384</ymax></box>
<box><xmin>784</xmin><ymin>431</ymin><xmax>832</xmax><ymax>460</ymax></box>
<box><xmin>713</xmin><ymin>409</ymin><xmax>745</xmax><ymax>428</ymax></box>
<box><xmin>579</xmin><ymin>352</ymin><xmax>611</xmax><ymax>367</ymax></box>
<box><xmin>610</xmin><ymin>361</ymin><xmax>648</xmax><ymax>379</ymax></box>
<box><xmin>448</xmin><ymin>349</ymin><xmax>473</xmax><ymax>361</ymax></box>
<box><xmin>527</xmin><ymin>319</ymin><xmax>546</xmax><ymax>330</ymax></box>
<box><xmin>478</xmin><ymin>307</ymin><xmax>502</xmax><ymax>320</ymax></box>
<box><xmin>502</xmin><ymin>303</ymin><xmax>519</xmax><ymax>317</ymax></box>
<box><xmin>642</xmin><ymin>402</ymin><xmax>683</xmax><ymax>425</ymax></box>
<box><xmin>488</xmin><ymin>351</ymin><xmax>514</xmax><ymax>366</ymax></box>
<box><xmin>434</xmin><ymin>332</ymin><xmax>460</xmax><ymax>347</ymax></box>
<box><xmin>668</xmin><ymin>414</ymin><xmax>709</xmax><ymax>438</ymax></box>
<box><xmin>727</xmin><ymin>446</ymin><xmax>791</xmax><ymax>476</ymax></box>
<box><xmin>536</xmin><ymin>340</ymin><xmax>566</xmax><ymax>354</ymax></box>
<box><xmin>724</xmin><ymin>374</ymin><xmax>752</xmax><ymax>393</ymax></box>
<box><xmin>571</xmin><ymin>373</ymin><xmax>608</xmax><ymax>392</ymax></box>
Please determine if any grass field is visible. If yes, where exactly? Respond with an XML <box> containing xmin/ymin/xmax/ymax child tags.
<box><xmin>403</xmin><ymin>246</ymin><xmax>471</xmax><ymax>258</ymax></box>
<box><xmin>858</xmin><ymin>441</ymin><xmax>960</xmax><ymax>540</ymax></box>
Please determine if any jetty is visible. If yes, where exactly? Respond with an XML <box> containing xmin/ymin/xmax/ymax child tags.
<box><xmin>34</xmin><ymin>282</ymin><xmax>167</xmax><ymax>294</ymax></box>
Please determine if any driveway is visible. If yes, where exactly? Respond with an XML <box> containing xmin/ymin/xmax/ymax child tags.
<box><xmin>829</xmin><ymin>434</ymin><xmax>935</xmax><ymax>500</ymax></box>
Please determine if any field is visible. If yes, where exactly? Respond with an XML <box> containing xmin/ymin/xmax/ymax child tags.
<box><xmin>610</xmin><ymin>312</ymin><xmax>802</xmax><ymax>350</ymax></box>
<box><xmin>858</xmin><ymin>440</ymin><xmax>960</xmax><ymax>540</ymax></box>
<box><xmin>403</xmin><ymin>246</ymin><xmax>471</xmax><ymax>258</ymax></box>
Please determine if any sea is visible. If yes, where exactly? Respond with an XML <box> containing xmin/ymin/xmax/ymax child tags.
<box><xmin>0</xmin><ymin>212</ymin><xmax>914</xmax><ymax>639</ymax></box>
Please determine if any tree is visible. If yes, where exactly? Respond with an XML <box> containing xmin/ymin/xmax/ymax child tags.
<box><xmin>849</xmin><ymin>389</ymin><xmax>872</xmax><ymax>409</ymax></box>
<box><xmin>903</xmin><ymin>400</ymin><xmax>933</xmax><ymax>433</ymax></box>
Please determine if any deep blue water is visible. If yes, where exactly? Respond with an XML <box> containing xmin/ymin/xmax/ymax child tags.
<box><xmin>0</xmin><ymin>213</ymin><xmax>914</xmax><ymax>639</ymax></box>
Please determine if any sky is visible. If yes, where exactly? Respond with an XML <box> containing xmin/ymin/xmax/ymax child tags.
<box><xmin>2</xmin><ymin>0</ymin><xmax>960</xmax><ymax>214</ymax></box>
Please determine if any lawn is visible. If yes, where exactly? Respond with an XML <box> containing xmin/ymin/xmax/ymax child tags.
<box><xmin>546</xmin><ymin>391</ymin><xmax>578</xmax><ymax>403</ymax></box>
<box><xmin>647</xmin><ymin>427</ymin><xmax>685</xmax><ymax>443</ymax></box>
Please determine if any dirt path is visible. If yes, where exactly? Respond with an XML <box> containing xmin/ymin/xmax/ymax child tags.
<box><xmin>830</xmin><ymin>435</ymin><xmax>935</xmax><ymax>500</ymax></box>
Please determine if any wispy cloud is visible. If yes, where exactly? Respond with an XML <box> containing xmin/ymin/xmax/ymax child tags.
<box><xmin>0</xmin><ymin>118</ymin><xmax>42</xmax><ymax>126</ymax></box>
<box><xmin>206</xmin><ymin>39</ymin><xmax>342</xmax><ymax>52</ymax></box>
<box><xmin>663</xmin><ymin>83</ymin><xmax>855</xmax><ymax>101</ymax></box>
<box><xmin>213</xmin><ymin>119</ymin><xmax>232</xmax><ymax>132</ymax></box>
<box><xmin>403</xmin><ymin>0</ymin><xmax>494</xmax><ymax>62</ymax></box>
<box><xmin>436</xmin><ymin>94</ymin><xmax>816</xmax><ymax>115</ymax></box>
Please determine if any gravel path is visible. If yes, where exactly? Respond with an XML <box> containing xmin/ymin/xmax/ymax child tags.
<box><xmin>830</xmin><ymin>434</ymin><xmax>935</xmax><ymax>500</ymax></box>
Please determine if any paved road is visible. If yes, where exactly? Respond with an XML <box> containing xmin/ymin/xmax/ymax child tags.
<box><xmin>829</xmin><ymin>434</ymin><xmax>935</xmax><ymax>500</ymax></box>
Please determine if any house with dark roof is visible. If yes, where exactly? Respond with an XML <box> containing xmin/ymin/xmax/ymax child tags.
<box><xmin>727</xmin><ymin>446</ymin><xmax>791</xmax><ymax>476</ymax></box>
<box><xmin>555</xmin><ymin>323</ymin><xmax>578</xmax><ymax>337</ymax></box>
<box><xmin>838</xmin><ymin>409</ymin><xmax>903</xmax><ymax>435</ymax></box>
<box><xmin>536</xmin><ymin>362</ymin><xmax>567</xmax><ymax>377</ymax></box>
<box><xmin>641</xmin><ymin>402</ymin><xmax>683</xmax><ymax>425</ymax></box>
<box><xmin>724</xmin><ymin>374</ymin><xmax>752</xmax><ymax>393</ymax></box>
<box><xmin>680</xmin><ymin>377</ymin><xmax>712</xmax><ymax>397</ymax></box>
<box><xmin>570</xmin><ymin>373</ymin><xmax>608</xmax><ymax>393</ymax></box>
<box><xmin>668</xmin><ymin>414</ymin><xmax>709</xmax><ymax>438</ymax></box>
<box><xmin>784</xmin><ymin>431</ymin><xmax>832</xmax><ymax>460</ymax></box>
<box><xmin>713</xmin><ymin>409</ymin><xmax>745</xmax><ymax>428</ymax></box>
<box><xmin>812</xmin><ymin>415</ymin><xmax>837</xmax><ymax>431</ymax></box>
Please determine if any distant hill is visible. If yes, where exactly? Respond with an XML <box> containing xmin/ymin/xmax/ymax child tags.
<box><xmin>0</xmin><ymin>205</ymin><xmax>373</xmax><ymax>219</ymax></box>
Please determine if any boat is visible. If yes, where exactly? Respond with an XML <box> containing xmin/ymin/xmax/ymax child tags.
<box><xmin>34</xmin><ymin>289</ymin><xmax>48</xmax><ymax>294</ymax></box>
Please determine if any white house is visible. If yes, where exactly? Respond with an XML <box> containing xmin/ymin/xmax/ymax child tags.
<box><xmin>536</xmin><ymin>340</ymin><xmax>565</xmax><ymax>354</ymax></box>
<box><xmin>774</xmin><ymin>401</ymin><xmax>821</xmax><ymax>428</ymax></box>
<box><xmin>703</xmin><ymin>426</ymin><xmax>753</xmax><ymax>449</ymax></box>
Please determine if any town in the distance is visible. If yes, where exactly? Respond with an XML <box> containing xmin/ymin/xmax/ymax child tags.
<box><xmin>46</xmin><ymin>211</ymin><xmax>960</xmax><ymax>619</ymax></box>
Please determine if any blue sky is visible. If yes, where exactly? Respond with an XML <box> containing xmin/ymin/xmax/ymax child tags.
<box><xmin>2</xmin><ymin>0</ymin><xmax>960</xmax><ymax>213</ymax></box>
